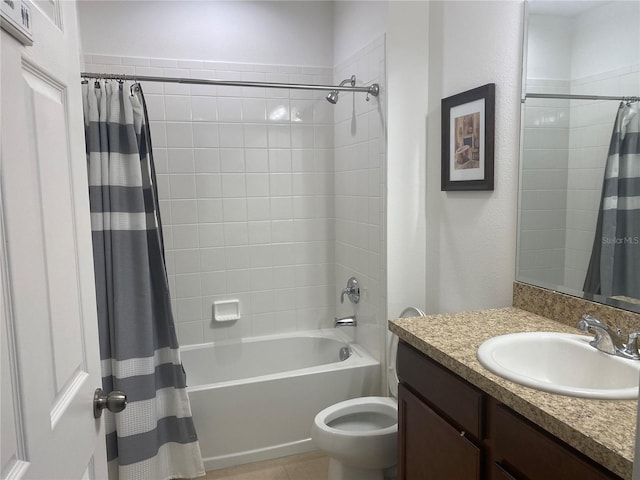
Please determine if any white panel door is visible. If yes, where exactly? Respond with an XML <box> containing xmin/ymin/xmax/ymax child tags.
<box><xmin>1</xmin><ymin>1</ymin><xmax>108</xmax><ymax>478</ymax></box>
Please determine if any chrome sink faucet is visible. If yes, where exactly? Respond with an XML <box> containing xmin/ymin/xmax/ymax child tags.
<box><xmin>577</xmin><ymin>314</ymin><xmax>640</xmax><ymax>360</ymax></box>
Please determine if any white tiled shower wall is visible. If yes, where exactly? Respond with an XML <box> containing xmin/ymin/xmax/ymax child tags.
<box><xmin>333</xmin><ymin>36</ymin><xmax>386</xmax><ymax>361</ymax></box>
<box><xmin>83</xmin><ymin>35</ymin><xmax>386</xmax><ymax>352</ymax></box>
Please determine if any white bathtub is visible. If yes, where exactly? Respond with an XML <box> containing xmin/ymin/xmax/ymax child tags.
<box><xmin>181</xmin><ymin>329</ymin><xmax>380</xmax><ymax>471</ymax></box>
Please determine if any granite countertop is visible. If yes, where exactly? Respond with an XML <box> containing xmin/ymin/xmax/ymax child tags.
<box><xmin>389</xmin><ymin>307</ymin><xmax>637</xmax><ymax>480</ymax></box>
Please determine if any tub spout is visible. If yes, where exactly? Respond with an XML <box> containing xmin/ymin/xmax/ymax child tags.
<box><xmin>334</xmin><ymin>315</ymin><xmax>357</xmax><ymax>327</ymax></box>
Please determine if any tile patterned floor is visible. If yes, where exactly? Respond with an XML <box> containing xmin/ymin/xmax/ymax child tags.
<box><xmin>202</xmin><ymin>452</ymin><xmax>329</xmax><ymax>480</ymax></box>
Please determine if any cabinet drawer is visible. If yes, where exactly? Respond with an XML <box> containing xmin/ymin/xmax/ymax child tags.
<box><xmin>398</xmin><ymin>384</ymin><xmax>481</xmax><ymax>480</ymax></box>
<box><xmin>492</xmin><ymin>402</ymin><xmax>621</xmax><ymax>480</ymax></box>
<box><xmin>397</xmin><ymin>341</ymin><xmax>483</xmax><ymax>439</ymax></box>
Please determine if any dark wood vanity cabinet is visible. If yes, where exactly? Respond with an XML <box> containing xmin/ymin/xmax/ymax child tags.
<box><xmin>398</xmin><ymin>384</ymin><xmax>481</xmax><ymax>479</ymax></box>
<box><xmin>397</xmin><ymin>340</ymin><xmax>484</xmax><ymax>480</ymax></box>
<box><xmin>396</xmin><ymin>341</ymin><xmax>623</xmax><ymax>480</ymax></box>
<box><xmin>489</xmin><ymin>401</ymin><xmax>620</xmax><ymax>480</ymax></box>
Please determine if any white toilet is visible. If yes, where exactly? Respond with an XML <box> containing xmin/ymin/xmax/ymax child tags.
<box><xmin>311</xmin><ymin>307</ymin><xmax>426</xmax><ymax>480</ymax></box>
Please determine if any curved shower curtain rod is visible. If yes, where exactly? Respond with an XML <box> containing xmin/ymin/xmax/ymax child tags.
<box><xmin>81</xmin><ymin>72</ymin><xmax>380</xmax><ymax>99</ymax></box>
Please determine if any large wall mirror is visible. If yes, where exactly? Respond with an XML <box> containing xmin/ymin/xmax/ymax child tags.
<box><xmin>517</xmin><ymin>1</ymin><xmax>640</xmax><ymax>313</ymax></box>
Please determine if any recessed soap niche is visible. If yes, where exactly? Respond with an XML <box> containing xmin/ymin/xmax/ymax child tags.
<box><xmin>213</xmin><ymin>299</ymin><xmax>240</xmax><ymax>322</ymax></box>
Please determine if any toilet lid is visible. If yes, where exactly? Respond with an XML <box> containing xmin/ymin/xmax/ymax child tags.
<box><xmin>388</xmin><ymin>306</ymin><xmax>426</xmax><ymax>399</ymax></box>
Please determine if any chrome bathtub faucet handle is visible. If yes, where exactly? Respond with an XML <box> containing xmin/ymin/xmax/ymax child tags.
<box><xmin>340</xmin><ymin>289</ymin><xmax>348</xmax><ymax>304</ymax></box>
<box><xmin>340</xmin><ymin>277</ymin><xmax>360</xmax><ymax>304</ymax></box>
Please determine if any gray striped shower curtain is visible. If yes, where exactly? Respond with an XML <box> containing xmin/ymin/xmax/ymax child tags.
<box><xmin>82</xmin><ymin>80</ymin><xmax>205</xmax><ymax>480</ymax></box>
<box><xmin>584</xmin><ymin>101</ymin><xmax>640</xmax><ymax>300</ymax></box>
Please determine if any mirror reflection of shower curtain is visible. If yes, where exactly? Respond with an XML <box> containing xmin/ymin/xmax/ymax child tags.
<box><xmin>82</xmin><ymin>80</ymin><xmax>205</xmax><ymax>480</ymax></box>
<box><xmin>584</xmin><ymin>101</ymin><xmax>640</xmax><ymax>300</ymax></box>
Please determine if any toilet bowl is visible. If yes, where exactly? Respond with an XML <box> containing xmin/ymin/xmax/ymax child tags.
<box><xmin>311</xmin><ymin>307</ymin><xmax>426</xmax><ymax>480</ymax></box>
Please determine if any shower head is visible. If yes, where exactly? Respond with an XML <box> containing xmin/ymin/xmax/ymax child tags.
<box><xmin>326</xmin><ymin>90</ymin><xmax>339</xmax><ymax>104</ymax></box>
<box><xmin>325</xmin><ymin>75</ymin><xmax>357</xmax><ymax>104</ymax></box>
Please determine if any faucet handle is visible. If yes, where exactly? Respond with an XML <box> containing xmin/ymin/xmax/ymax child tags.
<box><xmin>577</xmin><ymin>314</ymin><xmax>640</xmax><ymax>360</ymax></box>
<box><xmin>577</xmin><ymin>313</ymin><xmax>601</xmax><ymax>330</ymax></box>
<box><xmin>577</xmin><ymin>314</ymin><xmax>617</xmax><ymax>355</ymax></box>
<box><xmin>623</xmin><ymin>332</ymin><xmax>640</xmax><ymax>359</ymax></box>
<box><xmin>340</xmin><ymin>277</ymin><xmax>360</xmax><ymax>304</ymax></box>
<box><xmin>577</xmin><ymin>314</ymin><xmax>610</xmax><ymax>337</ymax></box>
<box><xmin>340</xmin><ymin>289</ymin><xmax>348</xmax><ymax>304</ymax></box>
<box><xmin>577</xmin><ymin>317</ymin><xmax>594</xmax><ymax>334</ymax></box>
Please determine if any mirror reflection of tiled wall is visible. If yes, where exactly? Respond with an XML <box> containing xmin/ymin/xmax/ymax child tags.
<box><xmin>519</xmin><ymin>1</ymin><xmax>639</xmax><ymax>294</ymax></box>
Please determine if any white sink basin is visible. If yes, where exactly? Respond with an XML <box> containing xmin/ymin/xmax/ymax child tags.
<box><xmin>477</xmin><ymin>332</ymin><xmax>640</xmax><ymax>399</ymax></box>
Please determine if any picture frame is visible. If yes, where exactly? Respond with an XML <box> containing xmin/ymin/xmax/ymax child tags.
<box><xmin>441</xmin><ymin>83</ymin><xmax>495</xmax><ymax>191</ymax></box>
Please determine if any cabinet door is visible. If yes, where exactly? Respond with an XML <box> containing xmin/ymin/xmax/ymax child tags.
<box><xmin>491</xmin><ymin>402</ymin><xmax>621</xmax><ymax>480</ymax></box>
<box><xmin>398</xmin><ymin>384</ymin><xmax>481</xmax><ymax>480</ymax></box>
<box><xmin>397</xmin><ymin>342</ymin><xmax>483</xmax><ymax>439</ymax></box>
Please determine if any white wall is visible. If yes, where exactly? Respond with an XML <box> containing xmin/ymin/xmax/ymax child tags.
<box><xmin>571</xmin><ymin>1</ymin><xmax>640</xmax><ymax>80</ymax></box>
<box><xmin>526</xmin><ymin>14</ymin><xmax>573</xmax><ymax>82</ymax></box>
<box><xmin>333</xmin><ymin>1</ymin><xmax>387</xmax><ymax>67</ymax></box>
<box><xmin>425</xmin><ymin>0</ymin><xmax>523</xmax><ymax>313</ymax></box>
<box><xmin>386</xmin><ymin>1</ymin><xmax>428</xmax><ymax>318</ymax></box>
<box><xmin>77</xmin><ymin>1</ymin><xmax>333</xmax><ymax>67</ymax></box>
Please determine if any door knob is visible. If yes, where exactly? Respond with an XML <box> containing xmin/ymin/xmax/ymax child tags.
<box><xmin>93</xmin><ymin>388</ymin><xmax>127</xmax><ymax>418</ymax></box>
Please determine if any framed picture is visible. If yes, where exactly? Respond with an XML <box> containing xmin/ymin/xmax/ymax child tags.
<box><xmin>441</xmin><ymin>83</ymin><xmax>495</xmax><ymax>191</ymax></box>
